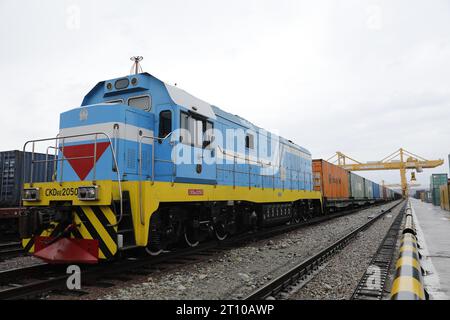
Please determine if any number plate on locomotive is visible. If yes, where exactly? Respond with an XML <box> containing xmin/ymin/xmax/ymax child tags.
<box><xmin>45</xmin><ymin>187</ymin><xmax>79</xmax><ymax>197</ymax></box>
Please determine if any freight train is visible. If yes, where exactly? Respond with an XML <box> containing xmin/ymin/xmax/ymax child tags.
<box><xmin>17</xmin><ymin>65</ymin><xmax>400</xmax><ymax>264</ymax></box>
<box><xmin>312</xmin><ymin>159</ymin><xmax>398</xmax><ymax>211</ymax></box>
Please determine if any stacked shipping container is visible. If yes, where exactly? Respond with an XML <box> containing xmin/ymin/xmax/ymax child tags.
<box><xmin>0</xmin><ymin>151</ymin><xmax>55</xmax><ymax>238</ymax></box>
<box><xmin>430</xmin><ymin>174</ymin><xmax>448</xmax><ymax>206</ymax></box>
<box><xmin>0</xmin><ymin>150</ymin><xmax>55</xmax><ymax>207</ymax></box>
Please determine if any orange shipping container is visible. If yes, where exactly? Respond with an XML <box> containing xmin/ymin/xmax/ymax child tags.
<box><xmin>312</xmin><ymin>159</ymin><xmax>350</xmax><ymax>199</ymax></box>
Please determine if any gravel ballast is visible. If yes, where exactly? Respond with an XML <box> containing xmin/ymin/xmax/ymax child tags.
<box><xmin>95</xmin><ymin>201</ymin><xmax>402</xmax><ymax>300</ymax></box>
<box><xmin>291</xmin><ymin>203</ymin><xmax>403</xmax><ymax>300</ymax></box>
<box><xmin>0</xmin><ymin>255</ymin><xmax>44</xmax><ymax>271</ymax></box>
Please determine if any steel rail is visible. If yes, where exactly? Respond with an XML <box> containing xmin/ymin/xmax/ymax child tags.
<box><xmin>244</xmin><ymin>200</ymin><xmax>405</xmax><ymax>300</ymax></box>
<box><xmin>351</xmin><ymin>204</ymin><xmax>405</xmax><ymax>300</ymax></box>
<box><xmin>0</xmin><ymin>242</ymin><xmax>24</xmax><ymax>260</ymax></box>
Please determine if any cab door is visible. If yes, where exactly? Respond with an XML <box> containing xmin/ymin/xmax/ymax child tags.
<box><xmin>154</xmin><ymin>106</ymin><xmax>175</xmax><ymax>182</ymax></box>
<box><xmin>175</xmin><ymin>111</ymin><xmax>216</xmax><ymax>184</ymax></box>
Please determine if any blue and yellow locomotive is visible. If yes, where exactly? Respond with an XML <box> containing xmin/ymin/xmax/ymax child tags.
<box><xmin>19</xmin><ymin>59</ymin><xmax>322</xmax><ymax>263</ymax></box>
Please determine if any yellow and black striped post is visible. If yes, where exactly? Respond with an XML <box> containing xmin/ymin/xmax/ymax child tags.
<box><xmin>403</xmin><ymin>209</ymin><xmax>416</xmax><ymax>236</ymax></box>
<box><xmin>391</xmin><ymin>203</ymin><xmax>427</xmax><ymax>300</ymax></box>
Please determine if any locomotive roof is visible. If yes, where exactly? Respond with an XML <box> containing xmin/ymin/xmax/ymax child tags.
<box><xmin>83</xmin><ymin>72</ymin><xmax>311</xmax><ymax>156</ymax></box>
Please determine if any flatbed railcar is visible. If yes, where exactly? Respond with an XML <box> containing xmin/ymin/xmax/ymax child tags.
<box><xmin>18</xmin><ymin>66</ymin><xmax>323</xmax><ymax>263</ymax></box>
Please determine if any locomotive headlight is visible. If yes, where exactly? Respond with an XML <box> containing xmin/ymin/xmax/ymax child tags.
<box><xmin>23</xmin><ymin>188</ymin><xmax>40</xmax><ymax>201</ymax></box>
<box><xmin>77</xmin><ymin>186</ymin><xmax>98</xmax><ymax>201</ymax></box>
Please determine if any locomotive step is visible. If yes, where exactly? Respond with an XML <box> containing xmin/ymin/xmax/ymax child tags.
<box><xmin>117</xmin><ymin>228</ymin><xmax>134</xmax><ymax>234</ymax></box>
<box><xmin>119</xmin><ymin>244</ymin><xmax>139</xmax><ymax>251</ymax></box>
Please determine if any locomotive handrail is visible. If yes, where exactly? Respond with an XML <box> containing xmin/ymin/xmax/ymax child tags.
<box><xmin>216</xmin><ymin>145</ymin><xmax>312</xmax><ymax>190</ymax></box>
<box><xmin>45</xmin><ymin>145</ymin><xmax>58</xmax><ymax>182</ymax></box>
<box><xmin>138</xmin><ymin>131</ymin><xmax>175</xmax><ymax>225</ymax></box>
<box><xmin>216</xmin><ymin>145</ymin><xmax>273</xmax><ymax>167</ymax></box>
<box><xmin>22</xmin><ymin>131</ymin><xmax>123</xmax><ymax>227</ymax></box>
<box><xmin>217</xmin><ymin>145</ymin><xmax>274</xmax><ymax>189</ymax></box>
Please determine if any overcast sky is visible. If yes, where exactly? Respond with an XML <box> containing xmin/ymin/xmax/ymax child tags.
<box><xmin>1</xmin><ymin>0</ymin><xmax>449</xmax><ymax>191</ymax></box>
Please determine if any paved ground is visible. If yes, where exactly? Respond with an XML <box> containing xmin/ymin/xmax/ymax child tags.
<box><xmin>410</xmin><ymin>198</ymin><xmax>450</xmax><ymax>299</ymax></box>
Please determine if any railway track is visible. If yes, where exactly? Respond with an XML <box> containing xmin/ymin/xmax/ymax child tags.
<box><xmin>0</xmin><ymin>241</ymin><xmax>23</xmax><ymax>260</ymax></box>
<box><xmin>244</xmin><ymin>200</ymin><xmax>405</xmax><ymax>300</ymax></box>
<box><xmin>350</xmin><ymin>205</ymin><xmax>405</xmax><ymax>300</ymax></box>
<box><xmin>0</xmin><ymin>201</ymin><xmax>398</xmax><ymax>300</ymax></box>
<box><xmin>0</xmin><ymin>244</ymin><xmax>222</xmax><ymax>300</ymax></box>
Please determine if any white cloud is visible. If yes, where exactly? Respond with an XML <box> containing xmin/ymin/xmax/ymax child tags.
<box><xmin>0</xmin><ymin>0</ymin><xmax>449</xmax><ymax>190</ymax></box>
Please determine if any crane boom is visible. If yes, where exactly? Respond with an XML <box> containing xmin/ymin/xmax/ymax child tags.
<box><xmin>328</xmin><ymin>148</ymin><xmax>444</xmax><ymax>197</ymax></box>
<box><xmin>336</xmin><ymin>160</ymin><xmax>443</xmax><ymax>171</ymax></box>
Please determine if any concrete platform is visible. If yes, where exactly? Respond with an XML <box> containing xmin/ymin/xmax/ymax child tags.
<box><xmin>410</xmin><ymin>198</ymin><xmax>450</xmax><ymax>299</ymax></box>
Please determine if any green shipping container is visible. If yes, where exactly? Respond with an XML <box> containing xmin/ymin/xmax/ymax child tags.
<box><xmin>430</xmin><ymin>174</ymin><xmax>448</xmax><ymax>206</ymax></box>
<box><xmin>432</xmin><ymin>188</ymin><xmax>441</xmax><ymax>206</ymax></box>
<box><xmin>349</xmin><ymin>172</ymin><xmax>365</xmax><ymax>199</ymax></box>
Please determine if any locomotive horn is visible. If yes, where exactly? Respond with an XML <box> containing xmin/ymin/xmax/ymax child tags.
<box><xmin>130</xmin><ymin>56</ymin><xmax>143</xmax><ymax>74</ymax></box>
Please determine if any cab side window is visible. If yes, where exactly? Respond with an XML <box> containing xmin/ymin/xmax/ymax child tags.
<box><xmin>128</xmin><ymin>95</ymin><xmax>151</xmax><ymax>111</ymax></box>
<box><xmin>180</xmin><ymin>111</ymin><xmax>213</xmax><ymax>148</ymax></box>
<box><xmin>159</xmin><ymin>110</ymin><xmax>172</xmax><ymax>139</ymax></box>
<box><xmin>204</xmin><ymin>121</ymin><xmax>214</xmax><ymax>148</ymax></box>
<box><xmin>180</xmin><ymin>112</ymin><xmax>190</xmax><ymax>144</ymax></box>
<box><xmin>245</xmin><ymin>133</ymin><xmax>254</xmax><ymax>149</ymax></box>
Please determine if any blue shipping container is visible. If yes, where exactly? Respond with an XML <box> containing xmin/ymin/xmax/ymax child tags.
<box><xmin>372</xmin><ymin>182</ymin><xmax>380</xmax><ymax>198</ymax></box>
<box><xmin>0</xmin><ymin>150</ymin><xmax>55</xmax><ymax>207</ymax></box>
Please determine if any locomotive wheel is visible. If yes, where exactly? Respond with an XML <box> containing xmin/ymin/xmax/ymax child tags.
<box><xmin>145</xmin><ymin>246</ymin><xmax>163</xmax><ymax>256</ymax></box>
<box><xmin>214</xmin><ymin>223</ymin><xmax>228</xmax><ymax>241</ymax></box>
<box><xmin>184</xmin><ymin>225</ymin><xmax>199</xmax><ymax>247</ymax></box>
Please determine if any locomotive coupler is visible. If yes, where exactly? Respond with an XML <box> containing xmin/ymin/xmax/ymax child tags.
<box><xmin>18</xmin><ymin>207</ymin><xmax>72</xmax><ymax>239</ymax></box>
<box><xmin>43</xmin><ymin>223</ymin><xmax>77</xmax><ymax>246</ymax></box>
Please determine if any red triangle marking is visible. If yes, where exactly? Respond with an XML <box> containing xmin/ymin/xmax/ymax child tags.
<box><xmin>61</xmin><ymin>142</ymin><xmax>110</xmax><ymax>180</ymax></box>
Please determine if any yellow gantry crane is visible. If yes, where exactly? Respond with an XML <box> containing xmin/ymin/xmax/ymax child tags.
<box><xmin>327</xmin><ymin>148</ymin><xmax>444</xmax><ymax>197</ymax></box>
